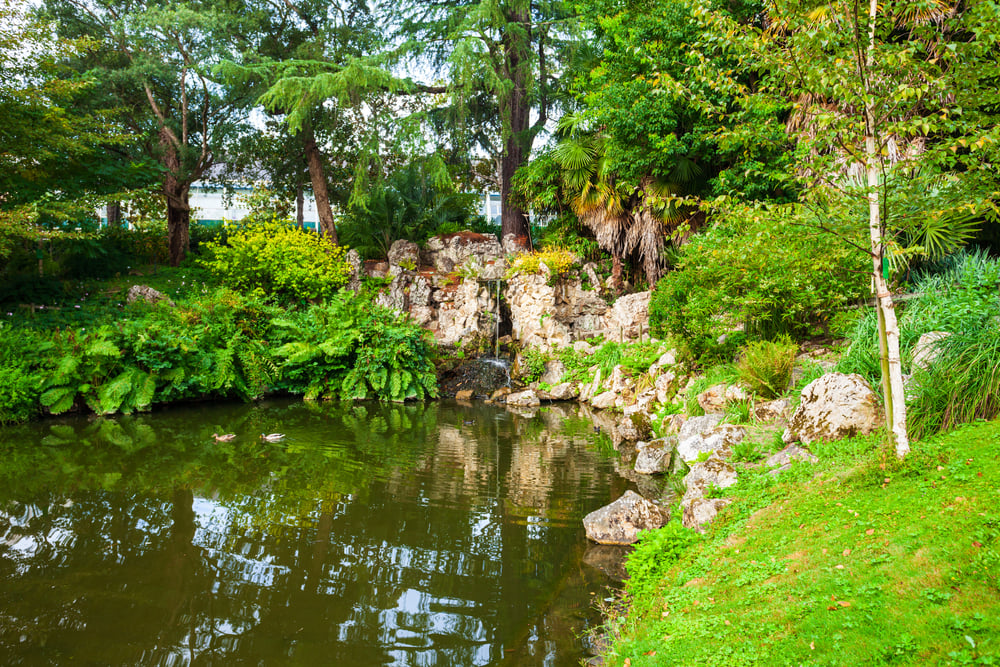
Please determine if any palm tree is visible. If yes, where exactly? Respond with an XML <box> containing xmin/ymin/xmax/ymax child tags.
<box><xmin>552</xmin><ymin>114</ymin><xmax>692</xmax><ymax>290</ymax></box>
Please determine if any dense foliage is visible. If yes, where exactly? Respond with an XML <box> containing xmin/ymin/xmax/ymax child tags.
<box><xmin>201</xmin><ymin>219</ymin><xmax>353</xmax><ymax>303</ymax></box>
<box><xmin>0</xmin><ymin>277</ymin><xmax>438</xmax><ymax>424</ymax></box>
<box><xmin>649</xmin><ymin>205</ymin><xmax>868</xmax><ymax>357</ymax></box>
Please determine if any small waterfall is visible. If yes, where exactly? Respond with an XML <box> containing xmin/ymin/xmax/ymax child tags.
<box><xmin>478</xmin><ymin>356</ymin><xmax>511</xmax><ymax>388</ymax></box>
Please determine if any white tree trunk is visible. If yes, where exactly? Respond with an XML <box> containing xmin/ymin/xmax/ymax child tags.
<box><xmin>865</xmin><ymin>0</ymin><xmax>910</xmax><ymax>457</ymax></box>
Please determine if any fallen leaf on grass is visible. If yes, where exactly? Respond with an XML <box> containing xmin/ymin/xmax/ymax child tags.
<box><xmin>838</xmin><ymin>601</ymin><xmax>851</xmax><ymax>608</ymax></box>
<box><xmin>973</xmin><ymin>541</ymin><xmax>983</xmax><ymax>548</ymax></box>
<box><xmin>866</xmin><ymin>529</ymin><xmax>875</xmax><ymax>535</ymax></box>
<box><xmin>645</xmin><ymin>651</ymin><xmax>657</xmax><ymax>656</ymax></box>
<box><xmin>843</xmin><ymin>548</ymin><xmax>851</xmax><ymax>556</ymax></box>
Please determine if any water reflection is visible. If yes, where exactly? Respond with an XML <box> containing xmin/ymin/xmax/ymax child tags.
<box><xmin>0</xmin><ymin>400</ymin><xmax>630</xmax><ymax>666</ymax></box>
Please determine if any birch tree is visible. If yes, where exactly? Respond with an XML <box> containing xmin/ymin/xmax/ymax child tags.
<box><xmin>758</xmin><ymin>0</ymin><xmax>1000</xmax><ymax>456</ymax></box>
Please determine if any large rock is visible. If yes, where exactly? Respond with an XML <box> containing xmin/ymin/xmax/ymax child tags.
<box><xmin>911</xmin><ymin>331</ymin><xmax>952</xmax><ymax>373</ymax></box>
<box><xmin>539</xmin><ymin>358</ymin><xmax>567</xmax><ymax>386</ymax></box>
<box><xmin>617</xmin><ymin>413</ymin><xmax>652</xmax><ymax>442</ymax></box>
<box><xmin>682</xmin><ymin>497</ymin><xmax>733</xmax><ymax>532</ymax></box>
<box><xmin>755</xmin><ymin>398</ymin><xmax>791</xmax><ymax>422</ymax></box>
<box><xmin>583</xmin><ymin>490</ymin><xmax>670</xmax><ymax>545</ymax></box>
<box><xmin>422</xmin><ymin>231</ymin><xmax>504</xmax><ymax>274</ymax></box>
<box><xmin>603</xmin><ymin>291</ymin><xmax>651</xmax><ymax>341</ymax></box>
<box><xmin>546</xmin><ymin>382</ymin><xmax>579</xmax><ymax>401</ymax></box>
<box><xmin>387</xmin><ymin>239</ymin><xmax>421</xmax><ymax>270</ymax></box>
<box><xmin>126</xmin><ymin>285</ymin><xmax>174</xmax><ymax>307</ymax></box>
<box><xmin>634</xmin><ymin>437</ymin><xmax>680</xmax><ymax>474</ymax></box>
<box><xmin>696</xmin><ymin>383</ymin><xmax>728</xmax><ymax>414</ymax></box>
<box><xmin>506</xmin><ymin>389</ymin><xmax>541</xmax><ymax>408</ymax></box>
<box><xmin>505</xmin><ymin>272</ymin><xmax>610</xmax><ymax>348</ymax></box>
<box><xmin>681</xmin><ymin>456</ymin><xmax>738</xmax><ymax>503</ymax></box>
<box><xmin>783</xmin><ymin>372</ymin><xmax>883</xmax><ymax>445</ymax></box>
<box><xmin>766</xmin><ymin>444</ymin><xmax>818</xmax><ymax>472</ymax></box>
<box><xmin>590</xmin><ymin>390</ymin><xmax>619</xmax><ymax>410</ymax></box>
<box><xmin>676</xmin><ymin>424</ymin><xmax>746</xmax><ymax>462</ymax></box>
<box><xmin>678</xmin><ymin>414</ymin><xmax>724</xmax><ymax>441</ymax></box>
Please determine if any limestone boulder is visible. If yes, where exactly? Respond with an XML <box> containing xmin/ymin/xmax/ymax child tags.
<box><xmin>603</xmin><ymin>291</ymin><xmax>651</xmax><ymax>341</ymax></box>
<box><xmin>506</xmin><ymin>389</ymin><xmax>541</xmax><ymax>408</ymax></box>
<box><xmin>455</xmin><ymin>389</ymin><xmax>474</xmax><ymax>401</ymax></box>
<box><xmin>345</xmin><ymin>249</ymin><xmax>363</xmax><ymax>292</ymax></box>
<box><xmin>126</xmin><ymin>285</ymin><xmax>174</xmax><ymax>307</ymax></box>
<box><xmin>677</xmin><ymin>424</ymin><xmax>747</xmax><ymax>462</ymax></box>
<box><xmin>546</xmin><ymin>382</ymin><xmax>579</xmax><ymax>401</ymax></box>
<box><xmin>539</xmin><ymin>358</ymin><xmax>567</xmax><ymax>386</ymax></box>
<box><xmin>678</xmin><ymin>414</ymin><xmax>724</xmax><ymax>440</ymax></box>
<box><xmin>696</xmin><ymin>383</ymin><xmax>728</xmax><ymax>414</ymax></box>
<box><xmin>682</xmin><ymin>455</ymin><xmax>738</xmax><ymax>504</ymax></box>
<box><xmin>422</xmin><ymin>231</ymin><xmax>503</xmax><ymax>274</ymax></box>
<box><xmin>911</xmin><ymin>331</ymin><xmax>952</xmax><ymax>373</ymax></box>
<box><xmin>766</xmin><ymin>444</ymin><xmax>818</xmax><ymax>471</ymax></box>
<box><xmin>634</xmin><ymin>437</ymin><xmax>680</xmax><ymax>474</ymax></box>
<box><xmin>387</xmin><ymin>239</ymin><xmax>421</xmax><ymax>270</ymax></box>
<box><xmin>783</xmin><ymin>372</ymin><xmax>883</xmax><ymax>445</ymax></box>
<box><xmin>590</xmin><ymin>390</ymin><xmax>619</xmax><ymax>410</ymax></box>
<box><xmin>755</xmin><ymin>398</ymin><xmax>791</xmax><ymax>422</ymax></box>
<box><xmin>583</xmin><ymin>490</ymin><xmax>670</xmax><ymax>545</ymax></box>
<box><xmin>661</xmin><ymin>413</ymin><xmax>686</xmax><ymax>436</ymax></box>
<box><xmin>617</xmin><ymin>413</ymin><xmax>652</xmax><ymax>442</ymax></box>
<box><xmin>682</xmin><ymin>497</ymin><xmax>733</xmax><ymax>532</ymax></box>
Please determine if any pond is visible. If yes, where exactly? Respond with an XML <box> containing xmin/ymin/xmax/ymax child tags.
<box><xmin>0</xmin><ymin>399</ymin><xmax>636</xmax><ymax>666</ymax></box>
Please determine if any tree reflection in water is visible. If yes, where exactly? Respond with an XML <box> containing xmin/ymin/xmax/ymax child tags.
<box><xmin>0</xmin><ymin>400</ymin><xmax>632</xmax><ymax>666</ymax></box>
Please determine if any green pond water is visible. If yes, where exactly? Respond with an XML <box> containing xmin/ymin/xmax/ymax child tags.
<box><xmin>0</xmin><ymin>399</ymin><xmax>635</xmax><ymax>666</ymax></box>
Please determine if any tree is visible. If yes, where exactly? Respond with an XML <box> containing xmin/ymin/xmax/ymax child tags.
<box><xmin>757</xmin><ymin>0</ymin><xmax>1000</xmax><ymax>455</ymax></box>
<box><xmin>1</xmin><ymin>0</ymin><xmax>149</xmax><ymax>214</ymax></box>
<box><xmin>44</xmin><ymin>0</ymin><xmax>257</xmax><ymax>265</ymax></box>
<box><xmin>400</xmin><ymin>0</ymin><xmax>581</xmax><ymax>246</ymax></box>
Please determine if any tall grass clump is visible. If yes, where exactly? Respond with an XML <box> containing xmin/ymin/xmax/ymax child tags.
<box><xmin>736</xmin><ymin>335</ymin><xmax>797</xmax><ymax>399</ymax></box>
<box><xmin>838</xmin><ymin>250</ymin><xmax>1000</xmax><ymax>386</ymax></box>
<box><xmin>907</xmin><ymin>329</ymin><xmax>1000</xmax><ymax>439</ymax></box>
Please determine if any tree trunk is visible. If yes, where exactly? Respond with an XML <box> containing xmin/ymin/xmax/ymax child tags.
<box><xmin>106</xmin><ymin>201</ymin><xmax>122</xmax><ymax>228</ymax></box>
<box><xmin>499</xmin><ymin>7</ymin><xmax>533</xmax><ymax>248</ymax></box>
<box><xmin>302</xmin><ymin>126</ymin><xmax>338</xmax><ymax>243</ymax></box>
<box><xmin>296</xmin><ymin>184</ymin><xmax>305</xmax><ymax>230</ymax></box>
<box><xmin>166</xmin><ymin>188</ymin><xmax>191</xmax><ymax>267</ymax></box>
<box><xmin>865</xmin><ymin>0</ymin><xmax>909</xmax><ymax>457</ymax></box>
<box><xmin>160</xmin><ymin>127</ymin><xmax>191</xmax><ymax>267</ymax></box>
<box><xmin>611</xmin><ymin>253</ymin><xmax>624</xmax><ymax>295</ymax></box>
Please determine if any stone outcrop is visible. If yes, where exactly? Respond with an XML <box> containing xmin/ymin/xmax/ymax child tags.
<box><xmin>506</xmin><ymin>389</ymin><xmax>541</xmax><ymax>408</ymax></box>
<box><xmin>678</xmin><ymin>414</ymin><xmax>724</xmax><ymax>441</ymax></box>
<box><xmin>682</xmin><ymin>497</ymin><xmax>733</xmax><ymax>532</ymax></box>
<box><xmin>505</xmin><ymin>272</ymin><xmax>609</xmax><ymax>348</ymax></box>
<box><xmin>603</xmin><ymin>291</ymin><xmax>651</xmax><ymax>341</ymax></box>
<box><xmin>911</xmin><ymin>331</ymin><xmax>952</xmax><ymax>373</ymax></box>
<box><xmin>783</xmin><ymin>372</ymin><xmax>883</xmax><ymax>445</ymax></box>
<box><xmin>126</xmin><ymin>285</ymin><xmax>174</xmax><ymax>307</ymax></box>
<box><xmin>766</xmin><ymin>444</ymin><xmax>818</xmax><ymax>474</ymax></box>
<box><xmin>634</xmin><ymin>437</ymin><xmax>681</xmax><ymax>474</ymax></box>
<box><xmin>583</xmin><ymin>490</ymin><xmax>670</xmax><ymax>545</ymax></box>
<box><xmin>421</xmin><ymin>232</ymin><xmax>504</xmax><ymax>277</ymax></box>
<box><xmin>680</xmin><ymin>455</ymin><xmax>738</xmax><ymax>531</ymax></box>
<box><xmin>676</xmin><ymin>424</ymin><xmax>747</xmax><ymax>462</ymax></box>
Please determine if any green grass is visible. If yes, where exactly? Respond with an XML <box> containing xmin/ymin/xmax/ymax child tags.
<box><xmin>605</xmin><ymin>421</ymin><xmax>1000</xmax><ymax>666</ymax></box>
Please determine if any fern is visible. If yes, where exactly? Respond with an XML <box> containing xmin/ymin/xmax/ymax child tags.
<box><xmin>40</xmin><ymin>386</ymin><xmax>76</xmax><ymax>414</ymax></box>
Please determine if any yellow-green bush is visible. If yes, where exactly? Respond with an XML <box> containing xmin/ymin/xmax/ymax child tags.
<box><xmin>506</xmin><ymin>247</ymin><xmax>579</xmax><ymax>282</ymax></box>
<box><xmin>201</xmin><ymin>217</ymin><xmax>352</xmax><ymax>303</ymax></box>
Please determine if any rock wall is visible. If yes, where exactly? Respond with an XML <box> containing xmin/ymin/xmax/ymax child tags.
<box><xmin>366</xmin><ymin>232</ymin><xmax>653</xmax><ymax>350</ymax></box>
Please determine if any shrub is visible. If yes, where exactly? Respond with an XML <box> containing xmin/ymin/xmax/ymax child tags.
<box><xmin>0</xmin><ymin>324</ymin><xmax>40</xmax><ymax>423</ymax></box>
<box><xmin>506</xmin><ymin>247</ymin><xmax>579</xmax><ymax>282</ymax></box>
<box><xmin>649</xmin><ymin>204</ymin><xmax>867</xmax><ymax>357</ymax></box>
<box><xmin>519</xmin><ymin>347</ymin><xmax>550</xmax><ymax>383</ymax></box>
<box><xmin>201</xmin><ymin>217</ymin><xmax>352</xmax><ymax>303</ymax></box>
<box><xmin>273</xmin><ymin>293</ymin><xmax>438</xmax><ymax>401</ymax></box>
<box><xmin>736</xmin><ymin>335</ymin><xmax>798</xmax><ymax>399</ymax></box>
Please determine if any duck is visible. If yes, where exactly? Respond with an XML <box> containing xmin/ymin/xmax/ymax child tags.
<box><xmin>260</xmin><ymin>433</ymin><xmax>285</xmax><ymax>442</ymax></box>
<box><xmin>212</xmin><ymin>433</ymin><xmax>237</xmax><ymax>442</ymax></box>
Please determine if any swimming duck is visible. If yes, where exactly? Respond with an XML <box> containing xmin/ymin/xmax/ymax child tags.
<box><xmin>212</xmin><ymin>433</ymin><xmax>237</xmax><ymax>442</ymax></box>
<box><xmin>260</xmin><ymin>433</ymin><xmax>285</xmax><ymax>442</ymax></box>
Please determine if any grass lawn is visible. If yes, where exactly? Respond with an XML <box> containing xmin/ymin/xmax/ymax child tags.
<box><xmin>607</xmin><ymin>421</ymin><xmax>1000</xmax><ymax>666</ymax></box>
